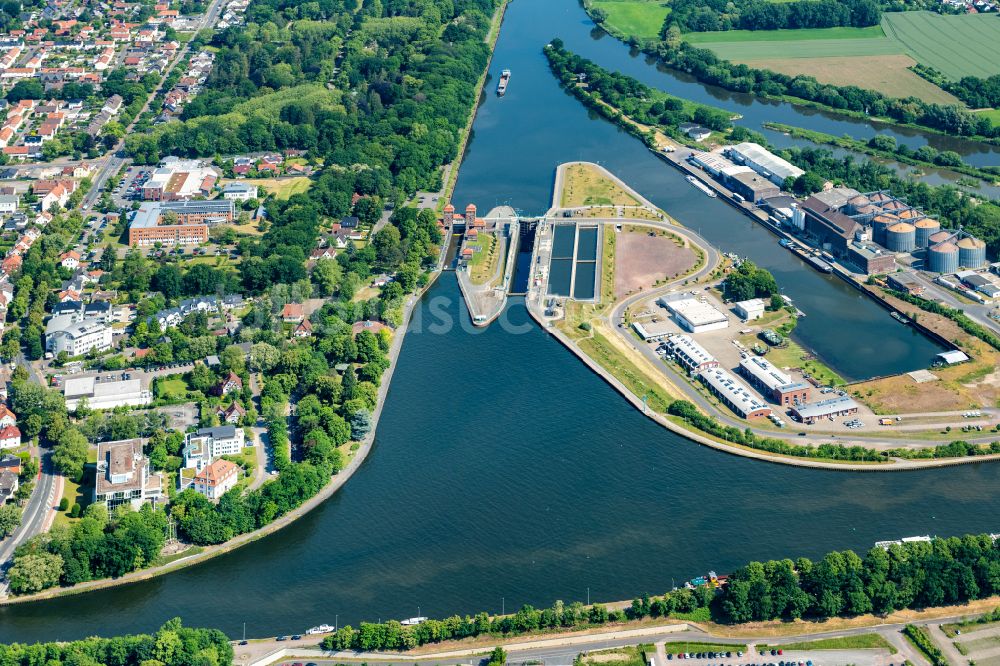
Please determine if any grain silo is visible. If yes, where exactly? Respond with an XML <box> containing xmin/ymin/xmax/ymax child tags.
<box><xmin>886</xmin><ymin>222</ymin><xmax>916</xmax><ymax>253</ymax></box>
<box><xmin>914</xmin><ymin>218</ymin><xmax>941</xmax><ymax>248</ymax></box>
<box><xmin>847</xmin><ymin>194</ymin><xmax>871</xmax><ymax>213</ymax></box>
<box><xmin>928</xmin><ymin>230</ymin><xmax>952</xmax><ymax>245</ymax></box>
<box><xmin>872</xmin><ymin>214</ymin><xmax>898</xmax><ymax>246</ymax></box>
<box><xmin>928</xmin><ymin>241</ymin><xmax>960</xmax><ymax>273</ymax></box>
<box><xmin>958</xmin><ymin>236</ymin><xmax>987</xmax><ymax>268</ymax></box>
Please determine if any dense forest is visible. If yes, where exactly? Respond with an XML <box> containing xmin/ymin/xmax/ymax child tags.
<box><xmin>666</xmin><ymin>0</ymin><xmax>880</xmax><ymax>32</ymax></box>
<box><xmin>719</xmin><ymin>534</ymin><xmax>1000</xmax><ymax>622</ymax></box>
<box><xmin>0</xmin><ymin>619</ymin><xmax>232</xmax><ymax>666</ymax></box>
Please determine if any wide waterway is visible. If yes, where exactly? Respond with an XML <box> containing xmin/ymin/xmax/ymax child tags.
<box><xmin>1</xmin><ymin>0</ymin><xmax>995</xmax><ymax>643</ymax></box>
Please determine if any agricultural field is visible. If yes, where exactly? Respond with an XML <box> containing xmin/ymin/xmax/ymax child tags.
<box><xmin>684</xmin><ymin>25</ymin><xmax>887</xmax><ymax>45</ymax></box>
<box><xmin>881</xmin><ymin>11</ymin><xmax>1000</xmax><ymax>80</ymax></box>
<box><xmin>743</xmin><ymin>55</ymin><xmax>960</xmax><ymax>105</ymax></box>
<box><xmin>686</xmin><ymin>23</ymin><xmax>960</xmax><ymax>105</ymax></box>
<box><xmin>591</xmin><ymin>0</ymin><xmax>670</xmax><ymax>39</ymax></box>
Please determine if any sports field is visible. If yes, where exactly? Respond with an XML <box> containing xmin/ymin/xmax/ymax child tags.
<box><xmin>881</xmin><ymin>11</ymin><xmax>1000</xmax><ymax>80</ymax></box>
<box><xmin>592</xmin><ymin>0</ymin><xmax>669</xmax><ymax>39</ymax></box>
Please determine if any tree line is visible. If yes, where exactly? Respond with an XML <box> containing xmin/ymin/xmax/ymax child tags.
<box><xmin>666</xmin><ymin>0</ymin><xmax>879</xmax><ymax>33</ymax></box>
<box><xmin>0</xmin><ymin>618</ymin><xmax>232</xmax><ymax>666</ymax></box>
<box><xmin>320</xmin><ymin>587</ymin><xmax>714</xmax><ymax>651</ymax></box>
<box><xmin>720</xmin><ymin>533</ymin><xmax>1000</xmax><ymax>623</ymax></box>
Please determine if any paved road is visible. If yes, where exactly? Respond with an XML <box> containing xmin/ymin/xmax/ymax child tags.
<box><xmin>239</xmin><ymin>610</ymin><xmax>990</xmax><ymax>666</ymax></box>
<box><xmin>0</xmin><ymin>449</ymin><xmax>57</xmax><ymax>593</ymax></box>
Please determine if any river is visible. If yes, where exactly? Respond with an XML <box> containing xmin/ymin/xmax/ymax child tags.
<box><xmin>2</xmin><ymin>0</ymin><xmax>998</xmax><ymax>643</ymax></box>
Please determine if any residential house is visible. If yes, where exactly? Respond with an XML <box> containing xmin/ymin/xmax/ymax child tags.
<box><xmin>217</xmin><ymin>402</ymin><xmax>246</xmax><ymax>424</ymax></box>
<box><xmin>59</xmin><ymin>250</ymin><xmax>81</xmax><ymax>269</ymax></box>
<box><xmin>213</xmin><ymin>372</ymin><xmax>243</xmax><ymax>396</ymax></box>
<box><xmin>0</xmin><ymin>425</ymin><xmax>20</xmax><ymax>449</ymax></box>
<box><xmin>0</xmin><ymin>405</ymin><xmax>17</xmax><ymax>428</ymax></box>
<box><xmin>294</xmin><ymin>319</ymin><xmax>312</xmax><ymax>338</ymax></box>
<box><xmin>281</xmin><ymin>303</ymin><xmax>304</xmax><ymax>323</ymax></box>
<box><xmin>0</xmin><ymin>453</ymin><xmax>21</xmax><ymax>476</ymax></box>
<box><xmin>0</xmin><ymin>470</ymin><xmax>17</xmax><ymax>505</ymax></box>
<box><xmin>191</xmin><ymin>458</ymin><xmax>239</xmax><ymax>500</ymax></box>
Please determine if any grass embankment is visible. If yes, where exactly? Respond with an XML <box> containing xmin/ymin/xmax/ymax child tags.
<box><xmin>764</xmin><ymin>122</ymin><xmax>1000</xmax><ymax>185</ymax></box>
<box><xmin>766</xmin><ymin>633</ymin><xmax>896</xmax><ymax>653</ymax></box>
<box><xmin>663</xmin><ymin>642</ymin><xmax>748</xmax><ymax>655</ymax></box>
<box><xmin>467</xmin><ymin>233</ymin><xmax>500</xmax><ymax>285</ymax></box>
<box><xmin>562</xmin><ymin>163</ymin><xmax>641</xmax><ymax>208</ymax></box>
<box><xmin>578</xmin><ymin>330</ymin><xmax>676</xmax><ymax>413</ymax></box>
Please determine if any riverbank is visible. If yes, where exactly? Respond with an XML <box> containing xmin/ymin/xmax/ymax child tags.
<box><xmin>0</xmin><ymin>1</ymin><xmax>509</xmax><ymax>609</ymax></box>
<box><xmin>764</xmin><ymin>122</ymin><xmax>1000</xmax><ymax>188</ymax></box>
<box><xmin>580</xmin><ymin>4</ymin><xmax>1000</xmax><ymax>149</ymax></box>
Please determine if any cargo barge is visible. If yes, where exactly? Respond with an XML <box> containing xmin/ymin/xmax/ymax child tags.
<box><xmin>496</xmin><ymin>69</ymin><xmax>510</xmax><ymax>96</ymax></box>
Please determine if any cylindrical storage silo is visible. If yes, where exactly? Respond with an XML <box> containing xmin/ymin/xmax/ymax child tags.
<box><xmin>886</xmin><ymin>222</ymin><xmax>916</xmax><ymax>253</ymax></box>
<box><xmin>928</xmin><ymin>241</ymin><xmax>959</xmax><ymax>273</ymax></box>
<box><xmin>928</xmin><ymin>230</ymin><xmax>952</xmax><ymax>245</ymax></box>
<box><xmin>848</xmin><ymin>195</ymin><xmax>870</xmax><ymax>214</ymax></box>
<box><xmin>958</xmin><ymin>236</ymin><xmax>987</xmax><ymax>268</ymax></box>
<box><xmin>872</xmin><ymin>214</ymin><xmax>898</xmax><ymax>246</ymax></box>
<box><xmin>914</xmin><ymin>218</ymin><xmax>941</xmax><ymax>248</ymax></box>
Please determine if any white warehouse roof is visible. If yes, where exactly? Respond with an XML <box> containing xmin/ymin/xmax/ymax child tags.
<box><xmin>729</xmin><ymin>142</ymin><xmax>804</xmax><ymax>183</ymax></box>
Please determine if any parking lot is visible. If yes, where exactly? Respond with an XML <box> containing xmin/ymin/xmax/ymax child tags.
<box><xmin>112</xmin><ymin>165</ymin><xmax>153</xmax><ymax>207</ymax></box>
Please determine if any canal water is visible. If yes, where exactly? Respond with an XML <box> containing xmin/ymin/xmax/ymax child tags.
<box><xmin>1</xmin><ymin>0</ymin><xmax>996</xmax><ymax>644</ymax></box>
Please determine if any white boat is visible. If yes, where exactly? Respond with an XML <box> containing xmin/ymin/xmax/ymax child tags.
<box><xmin>306</xmin><ymin>624</ymin><xmax>335</xmax><ymax>635</ymax></box>
<box><xmin>400</xmin><ymin>617</ymin><xmax>428</xmax><ymax>626</ymax></box>
<box><xmin>686</xmin><ymin>175</ymin><xmax>717</xmax><ymax>198</ymax></box>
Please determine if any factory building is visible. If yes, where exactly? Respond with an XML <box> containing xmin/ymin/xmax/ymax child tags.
<box><xmin>738</xmin><ymin>356</ymin><xmax>812</xmax><ymax>406</ymax></box>
<box><xmin>790</xmin><ymin>395</ymin><xmax>859</xmax><ymax>425</ymax></box>
<box><xmin>800</xmin><ymin>196</ymin><xmax>861</xmax><ymax>256</ymax></box>
<box><xmin>733</xmin><ymin>298</ymin><xmax>766</xmax><ymax>321</ymax></box>
<box><xmin>846</xmin><ymin>241</ymin><xmax>896</xmax><ymax>275</ymax></box>
<box><xmin>664</xmin><ymin>335</ymin><xmax>719</xmax><ymax>375</ymax></box>
<box><xmin>660</xmin><ymin>297</ymin><xmax>729</xmax><ymax>334</ymax></box>
<box><xmin>886</xmin><ymin>272</ymin><xmax>925</xmax><ymax>296</ymax></box>
<box><xmin>728</xmin><ymin>172</ymin><xmax>780</xmax><ymax>203</ymax></box>
<box><xmin>697</xmin><ymin>367</ymin><xmax>772</xmax><ymax>419</ymax></box>
<box><xmin>725</xmin><ymin>143</ymin><xmax>804</xmax><ymax>186</ymax></box>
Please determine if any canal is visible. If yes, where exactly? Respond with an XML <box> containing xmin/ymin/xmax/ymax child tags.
<box><xmin>1</xmin><ymin>0</ymin><xmax>996</xmax><ymax>643</ymax></box>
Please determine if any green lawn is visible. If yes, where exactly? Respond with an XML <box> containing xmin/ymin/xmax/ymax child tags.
<box><xmin>663</xmin><ymin>641</ymin><xmax>748</xmax><ymax>655</ymax></box>
<box><xmin>882</xmin><ymin>11</ymin><xmax>1000</xmax><ymax>80</ymax></box>
<box><xmin>767</xmin><ymin>634</ymin><xmax>896</xmax><ymax>653</ymax></box>
<box><xmin>155</xmin><ymin>376</ymin><xmax>188</xmax><ymax>400</ymax></box>
<box><xmin>684</xmin><ymin>25</ymin><xmax>886</xmax><ymax>44</ymax></box>
<box><xmin>593</xmin><ymin>0</ymin><xmax>670</xmax><ymax>39</ymax></box>
<box><xmin>975</xmin><ymin>108</ymin><xmax>1000</xmax><ymax>123</ymax></box>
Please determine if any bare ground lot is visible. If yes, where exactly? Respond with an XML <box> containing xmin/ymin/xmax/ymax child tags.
<box><xmin>614</xmin><ymin>228</ymin><xmax>696</xmax><ymax>300</ymax></box>
<box><xmin>742</xmin><ymin>55</ymin><xmax>960</xmax><ymax>106</ymax></box>
<box><xmin>849</xmin><ymin>287</ymin><xmax>1000</xmax><ymax>414</ymax></box>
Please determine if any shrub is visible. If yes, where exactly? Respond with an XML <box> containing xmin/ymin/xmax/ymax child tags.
<box><xmin>58</xmin><ymin>497</ymin><xmax>69</xmax><ymax>511</ymax></box>
<box><xmin>69</xmin><ymin>503</ymin><xmax>81</xmax><ymax>518</ymax></box>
